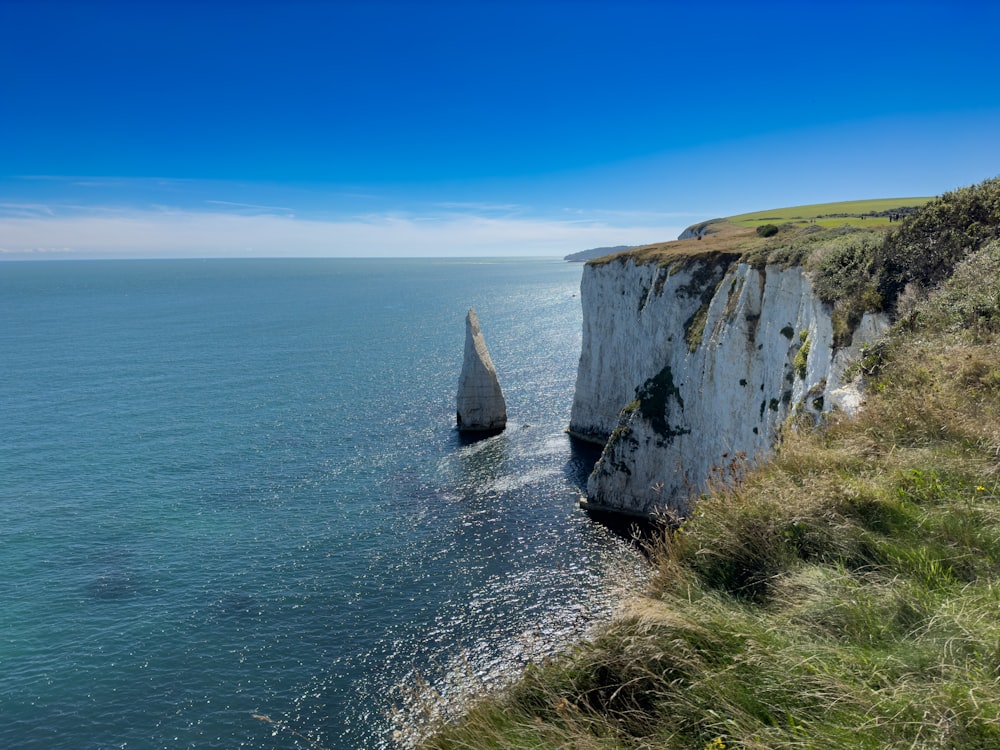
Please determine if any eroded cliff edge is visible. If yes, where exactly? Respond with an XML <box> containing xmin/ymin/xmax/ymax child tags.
<box><xmin>569</xmin><ymin>236</ymin><xmax>888</xmax><ymax>519</ymax></box>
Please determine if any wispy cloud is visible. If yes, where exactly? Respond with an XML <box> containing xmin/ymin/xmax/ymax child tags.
<box><xmin>0</xmin><ymin>202</ymin><xmax>57</xmax><ymax>218</ymax></box>
<box><xmin>562</xmin><ymin>207</ymin><xmax>706</xmax><ymax>222</ymax></box>
<box><xmin>0</xmin><ymin>201</ymin><xmax>160</xmax><ymax>219</ymax></box>
<box><xmin>0</xmin><ymin>175</ymin><xmax>692</xmax><ymax>258</ymax></box>
<box><xmin>204</xmin><ymin>199</ymin><xmax>297</xmax><ymax>215</ymax></box>
<box><xmin>15</xmin><ymin>175</ymin><xmax>198</xmax><ymax>191</ymax></box>
<box><xmin>0</xmin><ymin>208</ymin><xmax>685</xmax><ymax>259</ymax></box>
<box><xmin>433</xmin><ymin>201</ymin><xmax>526</xmax><ymax>214</ymax></box>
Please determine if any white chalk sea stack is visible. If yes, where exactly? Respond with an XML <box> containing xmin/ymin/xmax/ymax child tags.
<box><xmin>456</xmin><ymin>307</ymin><xmax>507</xmax><ymax>432</ymax></box>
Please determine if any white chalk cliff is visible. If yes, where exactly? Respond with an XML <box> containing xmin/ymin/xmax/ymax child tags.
<box><xmin>569</xmin><ymin>254</ymin><xmax>887</xmax><ymax>518</ymax></box>
<box><xmin>457</xmin><ymin>307</ymin><xmax>507</xmax><ymax>432</ymax></box>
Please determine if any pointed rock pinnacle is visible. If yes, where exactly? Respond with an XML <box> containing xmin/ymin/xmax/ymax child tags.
<box><xmin>456</xmin><ymin>307</ymin><xmax>507</xmax><ymax>432</ymax></box>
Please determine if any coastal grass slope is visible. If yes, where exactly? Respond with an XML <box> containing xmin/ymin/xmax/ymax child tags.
<box><xmin>728</xmin><ymin>196</ymin><xmax>932</xmax><ymax>228</ymax></box>
<box><xmin>416</xmin><ymin>178</ymin><xmax>1000</xmax><ymax>749</ymax></box>
<box><xmin>588</xmin><ymin>196</ymin><xmax>932</xmax><ymax>269</ymax></box>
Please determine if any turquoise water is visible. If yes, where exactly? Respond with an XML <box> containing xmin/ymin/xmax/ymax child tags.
<box><xmin>0</xmin><ymin>258</ymin><xmax>636</xmax><ymax>749</ymax></box>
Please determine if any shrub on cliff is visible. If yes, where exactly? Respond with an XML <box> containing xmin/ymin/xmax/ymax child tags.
<box><xmin>756</xmin><ymin>223</ymin><xmax>779</xmax><ymax>237</ymax></box>
<box><xmin>811</xmin><ymin>232</ymin><xmax>884</xmax><ymax>346</ymax></box>
<box><xmin>913</xmin><ymin>239</ymin><xmax>1000</xmax><ymax>335</ymax></box>
<box><xmin>875</xmin><ymin>176</ymin><xmax>1000</xmax><ymax>304</ymax></box>
<box><xmin>808</xmin><ymin>177</ymin><xmax>1000</xmax><ymax>345</ymax></box>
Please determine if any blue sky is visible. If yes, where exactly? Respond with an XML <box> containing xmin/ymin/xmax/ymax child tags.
<box><xmin>2</xmin><ymin>0</ymin><xmax>999</xmax><ymax>259</ymax></box>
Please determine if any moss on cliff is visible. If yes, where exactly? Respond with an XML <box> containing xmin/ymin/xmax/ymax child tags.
<box><xmin>793</xmin><ymin>334</ymin><xmax>810</xmax><ymax>379</ymax></box>
<box><xmin>632</xmin><ymin>365</ymin><xmax>688</xmax><ymax>441</ymax></box>
<box><xmin>683</xmin><ymin>303</ymin><xmax>711</xmax><ymax>352</ymax></box>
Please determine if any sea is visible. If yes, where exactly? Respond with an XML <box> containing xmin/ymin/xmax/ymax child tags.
<box><xmin>0</xmin><ymin>258</ymin><xmax>644</xmax><ymax>750</ymax></box>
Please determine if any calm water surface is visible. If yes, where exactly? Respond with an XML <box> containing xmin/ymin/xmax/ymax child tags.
<box><xmin>0</xmin><ymin>258</ymin><xmax>640</xmax><ymax>749</ymax></box>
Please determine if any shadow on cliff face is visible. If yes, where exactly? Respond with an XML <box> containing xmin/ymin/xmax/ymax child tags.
<box><xmin>565</xmin><ymin>434</ymin><xmax>659</xmax><ymax>543</ymax></box>
<box><xmin>584</xmin><ymin>505</ymin><xmax>660</xmax><ymax>547</ymax></box>
<box><xmin>564</xmin><ymin>434</ymin><xmax>603</xmax><ymax>490</ymax></box>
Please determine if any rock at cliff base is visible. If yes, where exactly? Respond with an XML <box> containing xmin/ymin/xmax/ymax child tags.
<box><xmin>456</xmin><ymin>307</ymin><xmax>507</xmax><ymax>432</ymax></box>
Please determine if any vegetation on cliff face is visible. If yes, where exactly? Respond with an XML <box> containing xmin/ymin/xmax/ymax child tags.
<box><xmin>416</xmin><ymin>178</ymin><xmax>1000</xmax><ymax>750</ymax></box>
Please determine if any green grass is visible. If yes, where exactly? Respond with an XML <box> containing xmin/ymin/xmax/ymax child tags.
<box><xmin>587</xmin><ymin>198</ymin><xmax>931</xmax><ymax>274</ymax></box>
<box><xmin>413</xmin><ymin>180</ymin><xmax>1000</xmax><ymax>750</ymax></box>
<box><xmin>729</xmin><ymin>197</ymin><xmax>932</xmax><ymax>229</ymax></box>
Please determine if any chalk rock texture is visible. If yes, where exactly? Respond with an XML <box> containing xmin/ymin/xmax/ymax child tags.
<box><xmin>570</xmin><ymin>255</ymin><xmax>887</xmax><ymax>519</ymax></box>
<box><xmin>456</xmin><ymin>307</ymin><xmax>507</xmax><ymax>432</ymax></box>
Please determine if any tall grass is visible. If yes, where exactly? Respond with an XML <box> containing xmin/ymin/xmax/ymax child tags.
<box><xmin>416</xmin><ymin>182</ymin><xmax>1000</xmax><ymax>750</ymax></box>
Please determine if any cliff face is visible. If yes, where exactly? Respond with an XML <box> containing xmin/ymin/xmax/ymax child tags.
<box><xmin>570</xmin><ymin>255</ymin><xmax>887</xmax><ymax>518</ymax></box>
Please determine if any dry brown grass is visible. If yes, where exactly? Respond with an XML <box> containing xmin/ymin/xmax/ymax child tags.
<box><xmin>588</xmin><ymin>220</ymin><xmax>757</xmax><ymax>268</ymax></box>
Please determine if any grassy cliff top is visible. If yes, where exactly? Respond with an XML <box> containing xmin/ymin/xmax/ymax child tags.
<box><xmin>589</xmin><ymin>197</ymin><xmax>933</xmax><ymax>269</ymax></box>
<box><xmin>589</xmin><ymin>220</ymin><xmax>757</xmax><ymax>266</ymax></box>
<box><xmin>728</xmin><ymin>196</ymin><xmax>932</xmax><ymax>229</ymax></box>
